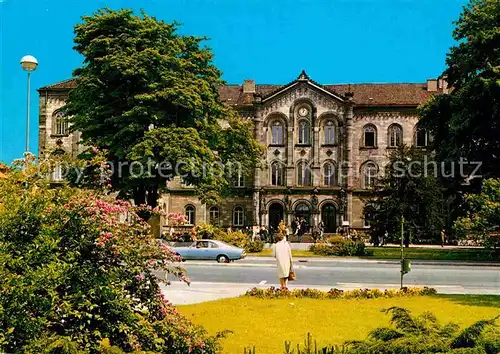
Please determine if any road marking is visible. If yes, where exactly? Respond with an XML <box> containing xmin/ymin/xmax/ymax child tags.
<box><xmin>259</xmin><ymin>280</ymin><xmax>267</xmax><ymax>285</ymax></box>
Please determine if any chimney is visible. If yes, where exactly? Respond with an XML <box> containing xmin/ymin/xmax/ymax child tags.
<box><xmin>427</xmin><ymin>79</ymin><xmax>438</xmax><ymax>92</ymax></box>
<box><xmin>243</xmin><ymin>79</ymin><xmax>256</xmax><ymax>94</ymax></box>
<box><xmin>439</xmin><ymin>75</ymin><xmax>449</xmax><ymax>94</ymax></box>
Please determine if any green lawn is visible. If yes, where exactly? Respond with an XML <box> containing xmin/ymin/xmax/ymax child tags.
<box><xmin>179</xmin><ymin>295</ymin><xmax>500</xmax><ymax>354</ymax></box>
<box><xmin>250</xmin><ymin>247</ymin><xmax>500</xmax><ymax>261</ymax></box>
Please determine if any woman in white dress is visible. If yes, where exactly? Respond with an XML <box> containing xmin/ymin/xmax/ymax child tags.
<box><xmin>272</xmin><ymin>231</ymin><xmax>293</xmax><ymax>289</ymax></box>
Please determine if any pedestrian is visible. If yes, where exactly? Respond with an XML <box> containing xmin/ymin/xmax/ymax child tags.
<box><xmin>441</xmin><ymin>229</ymin><xmax>446</xmax><ymax>247</ymax></box>
<box><xmin>381</xmin><ymin>231</ymin><xmax>388</xmax><ymax>247</ymax></box>
<box><xmin>291</xmin><ymin>218</ymin><xmax>297</xmax><ymax>235</ymax></box>
<box><xmin>318</xmin><ymin>220</ymin><xmax>325</xmax><ymax>241</ymax></box>
<box><xmin>260</xmin><ymin>226</ymin><xmax>268</xmax><ymax>243</ymax></box>
<box><xmin>269</xmin><ymin>226</ymin><xmax>275</xmax><ymax>243</ymax></box>
<box><xmin>297</xmin><ymin>219</ymin><xmax>304</xmax><ymax>243</ymax></box>
<box><xmin>272</xmin><ymin>231</ymin><xmax>294</xmax><ymax>289</ymax></box>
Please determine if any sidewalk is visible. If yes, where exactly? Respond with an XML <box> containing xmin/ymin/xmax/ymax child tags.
<box><xmin>160</xmin><ymin>281</ymin><xmax>500</xmax><ymax>305</ymax></box>
<box><xmin>241</xmin><ymin>256</ymin><xmax>500</xmax><ymax>267</ymax></box>
<box><xmin>265</xmin><ymin>243</ymin><xmax>484</xmax><ymax>251</ymax></box>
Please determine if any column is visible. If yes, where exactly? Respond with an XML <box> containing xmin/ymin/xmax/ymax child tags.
<box><xmin>254</xmin><ymin>110</ymin><xmax>264</xmax><ymax>189</ymax></box>
<box><xmin>313</xmin><ymin>126</ymin><xmax>320</xmax><ymax>165</ymax></box>
<box><xmin>287</xmin><ymin>126</ymin><xmax>294</xmax><ymax>167</ymax></box>
<box><xmin>344</xmin><ymin>100</ymin><xmax>354</xmax><ymax>225</ymax></box>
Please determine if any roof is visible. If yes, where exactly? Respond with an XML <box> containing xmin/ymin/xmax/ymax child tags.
<box><xmin>39</xmin><ymin>75</ymin><xmax>436</xmax><ymax>107</ymax></box>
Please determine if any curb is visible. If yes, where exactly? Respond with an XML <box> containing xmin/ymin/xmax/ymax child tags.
<box><xmin>183</xmin><ymin>258</ymin><xmax>500</xmax><ymax>268</ymax></box>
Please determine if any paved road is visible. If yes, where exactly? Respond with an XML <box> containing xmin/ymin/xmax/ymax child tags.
<box><xmin>160</xmin><ymin>258</ymin><xmax>500</xmax><ymax>304</ymax></box>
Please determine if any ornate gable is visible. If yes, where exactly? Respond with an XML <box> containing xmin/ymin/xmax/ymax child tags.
<box><xmin>261</xmin><ymin>71</ymin><xmax>346</xmax><ymax>117</ymax></box>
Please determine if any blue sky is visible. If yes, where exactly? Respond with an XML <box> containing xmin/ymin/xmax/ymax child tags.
<box><xmin>0</xmin><ymin>0</ymin><xmax>467</xmax><ymax>164</ymax></box>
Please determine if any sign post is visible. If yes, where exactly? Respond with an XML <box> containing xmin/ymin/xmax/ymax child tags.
<box><xmin>400</xmin><ymin>215</ymin><xmax>411</xmax><ymax>288</ymax></box>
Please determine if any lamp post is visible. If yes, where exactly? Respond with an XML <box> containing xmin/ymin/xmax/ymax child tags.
<box><xmin>20</xmin><ymin>55</ymin><xmax>38</xmax><ymax>153</ymax></box>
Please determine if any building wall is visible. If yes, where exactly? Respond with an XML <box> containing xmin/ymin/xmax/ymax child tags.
<box><xmin>38</xmin><ymin>80</ymin><xmax>426</xmax><ymax>234</ymax></box>
<box><xmin>38</xmin><ymin>92</ymin><xmax>83</xmax><ymax>158</ymax></box>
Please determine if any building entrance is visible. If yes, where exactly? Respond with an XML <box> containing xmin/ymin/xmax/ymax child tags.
<box><xmin>268</xmin><ymin>203</ymin><xmax>284</xmax><ymax>232</ymax></box>
<box><xmin>321</xmin><ymin>203</ymin><xmax>337</xmax><ymax>233</ymax></box>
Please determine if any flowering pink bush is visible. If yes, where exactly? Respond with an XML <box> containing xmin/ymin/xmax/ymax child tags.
<box><xmin>0</xmin><ymin>157</ymin><xmax>224</xmax><ymax>353</ymax></box>
<box><xmin>167</xmin><ymin>212</ymin><xmax>187</xmax><ymax>226</ymax></box>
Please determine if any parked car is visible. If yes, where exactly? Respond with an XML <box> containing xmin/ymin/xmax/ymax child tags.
<box><xmin>170</xmin><ymin>239</ymin><xmax>246</xmax><ymax>263</ymax></box>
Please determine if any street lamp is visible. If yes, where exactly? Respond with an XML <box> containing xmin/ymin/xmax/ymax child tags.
<box><xmin>20</xmin><ymin>55</ymin><xmax>38</xmax><ymax>153</ymax></box>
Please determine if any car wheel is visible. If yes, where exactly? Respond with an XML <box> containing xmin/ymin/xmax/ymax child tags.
<box><xmin>217</xmin><ymin>255</ymin><xmax>229</xmax><ymax>263</ymax></box>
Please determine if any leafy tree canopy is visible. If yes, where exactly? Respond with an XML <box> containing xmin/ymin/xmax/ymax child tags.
<box><xmin>64</xmin><ymin>8</ymin><xmax>263</xmax><ymax>207</ymax></box>
<box><xmin>454</xmin><ymin>178</ymin><xmax>500</xmax><ymax>248</ymax></box>
<box><xmin>419</xmin><ymin>0</ymin><xmax>500</xmax><ymax>181</ymax></box>
<box><xmin>365</xmin><ymin>146</ymin><xmax>445</xmax><ymax>244</ymax></box>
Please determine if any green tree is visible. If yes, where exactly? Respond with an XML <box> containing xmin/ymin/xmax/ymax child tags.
<box><xmin>365</xmin><ymin>146</ymin><xmax>445</xmax><ymax>244</ymax></box>
<box><xmin>64</xmin><ymin>8</ymin><xmax>263</xmax><ymax>207</ymax></box>
<box><xmin>419</xmin><ymin>0</ymin><xmax>500</xmax><ymax>182</ymax></box>
<box><xmin>454</xmin><ymin>178</ymin><xmax>500</xmax><ymax>249</ymax></box>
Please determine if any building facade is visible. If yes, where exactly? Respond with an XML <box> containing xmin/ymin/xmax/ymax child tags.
<box><xmin>38</xmin><ymin>71</ymin><xmax>447</xmax><ymax>239</ymax></box>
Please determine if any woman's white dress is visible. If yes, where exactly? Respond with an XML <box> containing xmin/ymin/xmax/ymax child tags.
<box><xmin>272</xmin><ymin>239</ymin><xmax>293</xmax><ymax>279</ymax></box>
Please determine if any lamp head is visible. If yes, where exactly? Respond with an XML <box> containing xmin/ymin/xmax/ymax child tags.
<box><xmin>20</xmin><ymin>55</ymin><xmax>38</xmax><ymax>71</ymax></box>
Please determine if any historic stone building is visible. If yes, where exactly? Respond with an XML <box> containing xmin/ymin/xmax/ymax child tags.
<box><xmin>38</xmin><ymin>71</ymin><xmax>447</xmax><ymax>239</ymax></box>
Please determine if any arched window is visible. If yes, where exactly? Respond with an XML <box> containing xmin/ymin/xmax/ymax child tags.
<box><xmin>363</xmin><ymin>124</ymin><xmax>377</xmax><ymax>147</ymax></box>
<box><xmin>271</xmin><ymin>121</ymin><xmax>284</xmax><ymax>145</ymax></box>
<box><xmin>52</xmin><ymin>165</ymin><xmax>63</xmax><ymax>181</ymax></box>
<box><xmin>233</xmin><ymin>206</ymin><xmax>244</xmax><ymax>226</ymax></box>
<box><xmin>234</xmin><ymin>170</ymin><xmax>245</xmax><ymax>187</ymax></box>
<box><xmin>53</xmin><ymin>111</ymin><xmax>69</xmax><ymax>136</ymax></box>
<box><xmin>323</xmin><ymin>162</ymin><xmax>336</xmax><ymax>186</ymax></box>
<box><xmin>271</xmin><ymin>161</ymin><xmax>285</xmax><ymax>186</ymax></box>
<box><xmin>298</xmin><ymin>120</ymin><xmax>310</xmax><ymax>144</ymax></box>
<box><xmin>324</xmin><ymin>120</ymin><xmax>336</xmax><ymax>145</ymax></box>
<box><xmin>388</xmin><ymin>124</ymin><xmax>403</xmax><ymax>147</ymax></box>
<box><xmin>297</xmin><ymin>161</ymin><xmax>312</xmax><ymax>186</ymax></box>
<box><xmin>362</xmin><ymin>162</ymin><xmax>378</xmax><ymax>189</ymax></box>
<box><xmin>185</xmin><ymin>205</ymin><xmax>196</xmax><ymax>225</ymax></box>
<box><xmin>415</xmin><ymin>128</ymin><xmax>428</xmax><ymax>147</ymax></box>
<box><xmin>209</xmin><ymin>206</ymin><xmax>220</xmax><ymax>225</ymax></box>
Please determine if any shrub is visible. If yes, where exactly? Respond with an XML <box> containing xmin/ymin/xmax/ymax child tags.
<box><xmin>245</xmin><ymin>286</ymin><xmax>437</xmax><ymax>299</ymax></box>
<box><xmin>215</xmin><ymin>230</ymin><xmax>248</xmax><ymax>248</ymax></box>
<box><xmin>246</xmin><ymin>240</ymin><xmax>264</xmax><ymax>253</ymax></box>
<box><xmin>346</xmin><ymin>307</ymin><xmax>499</xmax><ymax>353</ymax></box>
<box><xmin>0</xmin><ymin>155</ymin><xmax>223</xmax><ymax>353</ymax></box>
<box><xmin>194</xmin><ymin>222</ymin><xmax>219</xmax><ymax>239</ymax></box>
<box><xmin>310</xmin><ymin>238</ymin><xmax>367</xmax><ymax>256</ymax></box>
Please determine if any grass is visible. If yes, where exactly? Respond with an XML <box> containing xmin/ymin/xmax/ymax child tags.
<box><xmin>367</xmin><ymin>247</ymin><xmax>500</xmax><ymax>261</ymax></box>
<box><xmin>250</xmin><ymin>247</ymin><xmax>500</xmax><ymax>261</ymax></box>
<box><xmin>179</xmin><ymin>295</ymin><xmax>500</xmax><ymax>354</ymax></box>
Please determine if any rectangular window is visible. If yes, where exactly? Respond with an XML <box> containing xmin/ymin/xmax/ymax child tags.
<box><xmin>365</xmin><ymin>131</ymin><xmax>375</xmax><ymax>147</ymax></box>
<box><xmin>271</xmin><ymin>125</ymin><xmax>283</xmax><ymax>145</ymax></box>
<box><xmin>234</xmin><ymin>172</ymin><xmax>244</xmax><ymax>187</ymax></box>
<box><xmin>325</xmin><ymin>126</ymin><xmax>335</xmax><ymax>145</ymax></box>
<box><xmin>52</xmin><ymin>166</ymin><xmax>63</xmax><ymax>181</ymax></box>
<box><xmin>416</xmin><ymin>130</ymin><xmax>428</xmax><ymax>147</ymax></box>
<box><xmin>272</xmin><ymin>163</ymin><xmax>283</xmax><ymax>186</ymax></box>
